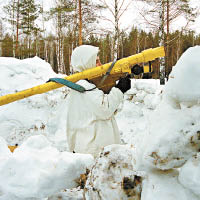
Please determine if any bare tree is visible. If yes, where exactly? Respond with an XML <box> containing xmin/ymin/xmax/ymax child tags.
<box><xmin>74</xmin><ymin>0</ymin><xmax>105</xmax><ymax>46</ymax></box>
<box><xmin>78</xmin><ymin>0</ymin><xmax>83</xmax><ymax>45</ymax></box>
<box><xmin>158</xmin><ymin>0</ymin><xmax>165</xmax><ymax>84</ymax></box>
<box><xmin>48</xmin><ymin>0</ymin><xmax>74</xmax><ymax>73</ymax></box>
<box><xmin>3</xmin><ymin>0</ymin><xmax>20</xmax><ymax>57</ymax></box>
<box><xmin>16</xmin><ymin>0</ymin><xmax>20</xmax><ymax>57</ymax></box>
<box><xmin>138</xmin><ymin>0</ymin><xmax>196</xmax><ymax>79</ymax></box>
<box><xmin>99</xmin><ymin>0</ymin><xmax>132</xmax><ymax>60</ymax></box>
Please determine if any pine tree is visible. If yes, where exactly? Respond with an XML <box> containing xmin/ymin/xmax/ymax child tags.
<box><xmin>139</xmin><ymin>0</ymin><xmax>196</xmax><ymax>79</ymax></box>
<box><xmin>75</xmin><ymin>0</ymin><xmax>105</xmax><ymax>46</ymax></box>
<box><xmin>3</xmin><ymin>0</ymin><xmax>21</xmax><ymax>57</ymax></box>
<box><xmin>2</xmin><ymin>34</ymin><xmax>14</xmax><ymax>57</ymax></box>
<box><xmin>0</xmin><ymin>19</ymin><xmax>4</xmax><ymax>40</ymax></box>
<box><xmin>0</xmin><ymin>19</ymin><xmax>3</xmax><ymax>56</ymax></box>
<box><xmin>19</xmin><ymin>0</ymin><xmax>41</xmax><ymax>57</ymax></box>
<box><xmin>47</xmin><ymin>0</ymin><xmax>74</xmax><ymax>73</ymax></box>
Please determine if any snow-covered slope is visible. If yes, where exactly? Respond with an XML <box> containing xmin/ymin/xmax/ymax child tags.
<box><xmin>0</xmin><ymin>46</ymin><xmax>200</xmax><ymax>200</ymax></box>
<box><xmin>0</xmin><ymin>57</ymin><xmax>69</xmax><ymax>150</ymax></box>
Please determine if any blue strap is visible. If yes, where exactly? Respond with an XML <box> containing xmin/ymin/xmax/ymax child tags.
<box><xmin>48</xmin><ymin>78</ymin><xmax>86</xmax><ymax>93</ymax></box>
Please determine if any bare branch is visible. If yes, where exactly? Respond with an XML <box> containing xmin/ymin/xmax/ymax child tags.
<box><xmin>118</xmin><ymin>0</ymin><xmax>132</xmax><ymax>19</ymax></box>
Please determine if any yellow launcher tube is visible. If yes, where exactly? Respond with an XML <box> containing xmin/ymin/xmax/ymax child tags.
<box><xmin>0</xmin><ymin>46</ymin><xmax>165</xmax><ymax>106</ymax></box>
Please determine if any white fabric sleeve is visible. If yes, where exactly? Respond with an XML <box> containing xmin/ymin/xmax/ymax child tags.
<box><xmin>88</xmin><ymin>87</ymin><xmax>124</xmax><ymax>119</ymax></box>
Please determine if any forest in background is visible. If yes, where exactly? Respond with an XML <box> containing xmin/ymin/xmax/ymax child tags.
<box><xmin>0</xmin><ymin>0</ymin><xmax>199</xmax><ymax>79</ymax></box>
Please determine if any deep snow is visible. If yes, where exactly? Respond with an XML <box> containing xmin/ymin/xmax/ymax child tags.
<box><xmin>0</xmin><ymin>46</ymin><xmax>200</xmax><ymax>199</ymax></box>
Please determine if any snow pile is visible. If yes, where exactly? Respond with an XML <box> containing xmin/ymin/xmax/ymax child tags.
<box><xmin>126</xmin><ymin>79</ymin><xmax>162</xmax><ymax>110</ymax></box>
<box><xmin>164</xmin><ymin>46</ymin><xmax>200</xmax><ymax>106</ymax></box>
<box><xmin>0</xmin><ymin>56</ymin><xmax>69</xmax><ymax>149</ymax></box>
<box><xmin>141</xmin><ymin>47</ymin><xmax>200</xmax><ymax>171</ymax></box>
<box><xmin>116</xmin><ymin>79</ymin><xmax>163</xmax><ymax>145</ymax></box>
<box><xmin>85</xmin><ymin>144</ymin><xmax>144</xmax><ymax>200</ymax></box>
<box><xmin>0</xmin><ymin>57</ymin><xmax>57</xmax><ymax>94</ymax></box>
<box><xmin>179</xmin><ymin>154</ymin><xmax>200</xmax><ymax>197</ymax></box>
<box><xmin>0</xmin><ymin>135</ymin><xmax>94</xmax><ymax>199</ymax></box>
<box><xmin>141</xmin><ymin>169</ymin><xmax>199</xmax><ymax>200</ymax></box>
<box><xmin>1</xmin><ymin>46</ymin><xmax>200</xmax><ymax>199</ymax></box>
<box><xmin>133</xmin><ymin>46</ymin><xmax>200</xmax><ymax>199</ymax></box>
<box><xmin>141</xmin><ymin>104</ymin><xmax>200</xmax><ymax>170</ymax></box>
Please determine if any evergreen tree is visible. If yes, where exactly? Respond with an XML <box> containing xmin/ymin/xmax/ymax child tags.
<box><xmin>100</xmin><ymin>34</ymin><xmax>112</xmax><ymax>63</ymax></box>
<box><xmin>2</xmin><ymin>34</ymin><xmax>14</xmax><ymax>57</ymax></box>
<box><xmin>3</xmin><ymin>0</ymin><xmax>21</xmax><ymax>57</ymax></box>
<box><xmin>75</xmin><ymin>0</ymin><xmax>105</xmax><ymax>45</ymax></box>
<box><xmin>139</xmin><ymin>0</ymin><xmax>196</xmax><ymax>79</ymax></box>
<box><xmin>0</xmin><ymin>19</ymin><xmax>3</xmax><ymax>56</ymax></box>
<box><xmin>47</xmin><ymin>0</ymin><xmax>74</xmax><ymax>73</ymax></box>
<box><xmin>0</xmin><ymin>19</ymin><xmax>3</xmax><ymax>40</ymax></box>
<box><xmin>128</xmin><ymin>27</ymin><xmax>138</xmax><ymax>55</ymax></box>
<box><xmin>18</xmin><ymin>0</ymin><xmax>41</xmax><ymax>57</ymax></box>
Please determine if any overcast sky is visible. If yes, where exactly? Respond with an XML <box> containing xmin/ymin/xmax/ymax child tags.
<box><xmin>0</xmin><ymin>0</ymin><xmax>200</xmax><ymax>35</ymax></box>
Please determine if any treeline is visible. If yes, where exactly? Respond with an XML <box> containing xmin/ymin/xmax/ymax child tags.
<box><xmin>0</xmin><ymin>0</ymin><xmax>199</xmax><ymax>78</ymax></box>
<box><xmin>1</xmin><ymin>27</ymin><xmax>200</xmax><ymax>77</ymax></box>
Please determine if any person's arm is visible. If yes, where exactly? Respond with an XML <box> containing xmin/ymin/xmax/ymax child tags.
<box><xmin>88</xmin><ymin>76</ymin><xmax>131</xmax><ymax>119</ymax></box>
<box><xmin>88</xmin><ymin>87</ymin><xmax>124</xmax><ymax>119</ymax></box>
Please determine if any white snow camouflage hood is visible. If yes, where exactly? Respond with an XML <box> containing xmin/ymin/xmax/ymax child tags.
<box><xmin>71</xmin><ymin>45</ymin><xmax>99</xmax><ymax>72</ymax></box>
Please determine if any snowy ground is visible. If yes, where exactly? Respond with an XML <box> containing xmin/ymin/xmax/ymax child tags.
<box><xmin>0</xmin><ymin>46</ymin><xmax>200</xmax><ymax>200</ymax></box>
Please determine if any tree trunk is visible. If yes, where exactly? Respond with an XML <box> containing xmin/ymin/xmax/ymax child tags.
<box><xmin>114</xmin><ymin>0</ymin><xmax>119</xmax><ymax>59</ymax></box>
<box><xmin>166</xmin><ymin>0</ymin><xmax>169</xmax><ymax>79</ymax></box>
<box><xmin>16</xmin><ymin>0</ymin><xmax>19</xmax><ymax>58</ymax></box>
<box><xmin>0</xmin><ymin>41</ymin><xmax>2</xmax><ymax>57</ymax></box>
<box><xmin>78</xmin><ymin>0</ymin><xmax>82</xmax><ymax>45</ymax></box>
<box><xmin>159</xmin><ymin>0</ymin><xmax>165</xmax><ymax>85</ymax></box>
<box><xmin>176</xmin><ymin>32</ymin><xmax>181</xmax><ymax>61</ymax></box>
<box><xmin>57</xmin><ymin>9</ymin><xmax>62</xmax><ymax>72</ymax></box>
<box><xmin>12</xmin><ymin>0</ymin><xmax>15</xmax><ymax>57</ymax></box>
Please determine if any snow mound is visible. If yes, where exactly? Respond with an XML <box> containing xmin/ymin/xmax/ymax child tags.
<box><xmin>164</xmin><ymin>46</ymin><xmax>200</xmax><ymax>107</ymax></box>
<box><xmin>117</xmin><ymin>79</ymin><xmax>163</xmax><ymax>146</ymax></box>
<box><xmin>142</xmin><ymin>104</ymin><xmax>200</xmax><ymax>170</ymax></box>
<box><xmin>85</xmin><ymin>144</ymin><xmax>144</xmax><ymax>200</ymax></box>
<box><xmin>0</xmin><ymin>57</ymin><xmax>69</xmax><ymax>148</ymax></box>
<box><xmin>179</xmin><ymin>153</ymin><xmax>200</xmax><ymax>197</ymax></box>
<box><xmin>1</xmin><ymin>46</ymin><xmax>200</xmax><ymax>199</ymax></box>
<box><xmin>142</xmin><ymin>169</ymin><xmax>199</xmax><ymax>200</ymax></box>
<box><xmin>0</xmin><ymin>137</ymin><xmax>11</xmax><ymax>158</ymax></box>
<box><xmin>0</xmin><ymin>56</ymin><xmax>57</xmax><ymax>93</ymax></box>
<box><xmin>126</xmin><ymin>79</ymin><xmax>162</xmax><ymax>109</ymax></box>
<box><xmin>0</xmin><ymin>135</ymin><xmax>94</xmax><ymax>199</ymax></box>
<box><xmin>139</xmin><ymin>46</ymin><xmax>200</xmax><ymax>170</ymax></box>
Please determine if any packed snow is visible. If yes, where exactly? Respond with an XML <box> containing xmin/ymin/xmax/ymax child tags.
<box><xmin>0</xmin><ymin>46</ymin><xmax>200</xmax><ymax>199</ymax></box>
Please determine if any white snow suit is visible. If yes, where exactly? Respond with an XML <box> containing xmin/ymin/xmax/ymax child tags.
<box><xmin>66</xmin><ymin>45</ymin><xmax>123</xmax><ymax>157</ymax></box>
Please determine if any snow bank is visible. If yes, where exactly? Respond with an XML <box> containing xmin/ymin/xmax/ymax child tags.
<box><xmin>142</xmin><ymin>104</ymin><xmax>200</xmax><ymax>170</ymax></box>
<box><xmin>127</xmin><ymin>79</ymin><xmax>162</xmax><ymax>110</ymax></box>
<box><xmin>85</xmin><ymin>144</ymin><xmax>144</xmax><ymax>200</ymax></box>
<box><xmin>116</xmin><ymin>79</ymin><xmax>163</xmax><ymax>146</ymax></box>
<box><xmin>1</xmin><ymin>46</ymin><xmax>200</xmax><ymax>199</ymax></box>
<box><xmin>0</xmin><ymin>56</ymin><xmax>69</xmax><ymax>149</ymax></box>
<box><xmin>179</xmin><ymin>153</ymin><xmax>200</xmax><ymax>197</ymax></box>
<box><xmin>140</xmin><ymin>46</ymin><xmax>200</xmax><ymax>170</ymax></box>
<box><xmin>142</xmin><ymin>170</ymin><xmax>199</xmax><ymax>200</ymax></box>
<box><xmin>0</xmin><ymin>56</ymin><xmax>56</xmax><ymax>93</ymax></box>
<box><xmin>0</xmin><ymin>135</ymin><xmax>94</xmax><ymax>199</ymax></box>
<box><xmin>164</xmin><ymin>46</ymin><xmax>200</xmax><ymax>107</ymax></box>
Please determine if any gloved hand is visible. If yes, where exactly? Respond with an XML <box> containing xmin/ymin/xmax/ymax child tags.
<box><xmin>115</xmin><ymin>76</ymin><xmax>131</xmax><ymax>94</ymax></box>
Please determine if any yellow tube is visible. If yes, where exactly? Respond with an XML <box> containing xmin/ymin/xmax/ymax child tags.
<box><xmin>0</xmin><ymin>46</ymin><xmax>165</xmax><ymax>106</ymax></box>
